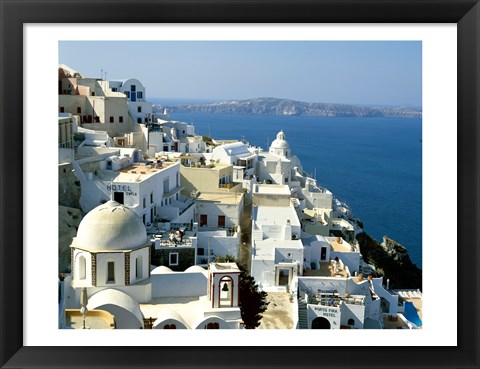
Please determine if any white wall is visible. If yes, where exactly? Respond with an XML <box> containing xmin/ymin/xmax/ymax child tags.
<box><xmin>307</xmin><ymin>304</ymin><xmax>341</xmax><ymax>329</ymax></box>
<box><xmin>148</xmin><ymin>131</ymin><xmax>164</xmax><ymax>155</ymax></box>
<box><xmin>251</xmin><ymin>258</ymin><xmax>275</xmax><ymax>288</ymax></box>
<box><xmin>275</xmin><ymin>246</ymin><xmax>303</xmax><ymax>265</ymax></box>
<box><xmin>71</xmin><ymin>249</ymin><xmax>93</xmax><ymax>287</ymax></box>
<box><xmin>197</xmin><ymin>231</ymin><xmax>239</xmax><ymax>259</ymax></box>
<box><xmin>151</xmin><ymin>271</ymin><xmax>207</xmax><ymax>298</ymax></box>
<box><xmin>170</xmin><ymin>203</ymin><xmax>195</xmax><ymax>224</ymax></box>
<box><xmin>298</xmin><ymin>277</ymin><xmax>348</xmax><ymax>297</ymax></box>
<box><xmin>129</xmin><ymin>248</ymin><xmax>150</xmax><ymax>285</ymax></box>
<box><xmin>331</xmin><ymin>251</ymin><xmax>361</xmax><ymax>274</ymax></box>
<box><xmin>302</xmin><ymin>188</ymin><xmax>333</xmax><ymax>210</ymax></box>
<box><xmin>93</xmin><ymin>303</ymin><xmax>143</xmax><ymax>329</ymax></box>
<box><xmin>340</xmin><ymin>302</ymin><xmax>365</xmax><ymax>328</ymax></box>
<box><xmin>196</xmin><ymin>201</ymin><xmax>242</xmax><ymax>229</ymax></box>
<box><xmin>261</xmin><ymin>224</ymin><xmax>289</xmax><ymax>239</ymax></box>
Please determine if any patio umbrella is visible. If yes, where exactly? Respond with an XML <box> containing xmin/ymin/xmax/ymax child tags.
<box><xmin>80</xmin><ymin>287</ymin><xmax>88</xmax><ymax>329</ymax></box>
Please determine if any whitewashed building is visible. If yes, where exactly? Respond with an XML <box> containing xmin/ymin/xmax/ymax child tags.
<box><xmin>58</xmin><ymin>65</ymin><xmax>146</xmax><ymax>150</ymax></box>
<box><xmin>211</xmin><ymin>141</ymin><xmax>258</xmax><ymax>182</ymax></box>
<box><xmin>76</xmin><ymin>155</ymin><xmax>194</xmax><ymax>227</ymax></box>
<box><xmin>148</xmin><ymin>120</ymin><xmax>199</xmax><ymax>154</ymax></box>
<box><xmin>194</xmin><ymin>191</ymin><xmax>244</xmax><ymax>263</ymax></box>
<box><xmin>297</xmin><ymin>273</ymin><xmax>400</xmax><ymax>329</ymax></box>
<box><xmin>255</xmin><ymin>130</ymin><xmax>303</xmax><ymax>188</ymax></box>
<box><xmin>108</xmin><ymin>78</ymin><xmax>154</xmax><ymax>124</ymax></box>
<box><xmin>250</xmin><ymin>184</ymin><xmax>303</xmax><ymax>291</ymax></box>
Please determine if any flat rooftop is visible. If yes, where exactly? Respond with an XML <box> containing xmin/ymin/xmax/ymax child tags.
<box><xmin>254</xmin><ymin>205</ymin><xmax>301</xmax><ymax>227</ymax></box>
<box><xmin>182</xmin><ymin>163</ymin><xmax>232</xmax><ymax>171</ymax></box>
<box><xmin>197</xmin><ymin>191</ymin><xmax>243</xmax><ymax>205</ymax></box>
<box><xmin>327</xmin><ymin>237</ymin><xmax>354</xmax><ymax>252</ymax></box>
<box><xmin>210</xmin><ymin>262</ymin><xmax>241</xmax><ymax>273</ymax></box>
<box><xmin>303</xmin><ymin>261</ymin><xmax>349</xmax><ymax>278</ymax></box>
<box><xmin>254</xmin><ymin>184</ymin><xmax>290</xmax><ymax>195</ymax></box>
<box><xmin>116</xmin><ymin>161</ymin><xmax>177</xmax><ymax>181</ymax></box>
<box><xmin>331</xmin><ymin>218</ymin><xmax>355</xmax><ymax>231</ymax></box>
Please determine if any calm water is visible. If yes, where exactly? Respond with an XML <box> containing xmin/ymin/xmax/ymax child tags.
<box><xmin>168</xmin><ymin>112</ymin><xmax>423</xmax><ymax>268</ymax></box>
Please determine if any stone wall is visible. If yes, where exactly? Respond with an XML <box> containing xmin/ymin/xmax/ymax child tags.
<box><xmin>59</xmin><ymin>163</ymin><xmax>81</xmax><ymax>208</ymax></box>
<box><xmin>59</xmin><ymin>206</ymin><xmax>82</xmax><ymax>273</ymax></box>
<box><xmin>151</xmin><ymin>247</ymin><xmax>195</xmax><ymax>271</ymax></box>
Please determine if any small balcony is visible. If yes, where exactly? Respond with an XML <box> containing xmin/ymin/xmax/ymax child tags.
<box><xmin>151</xmin><ymin>230</ymin><xmax>196</xmax><ymax>248</ymax></box>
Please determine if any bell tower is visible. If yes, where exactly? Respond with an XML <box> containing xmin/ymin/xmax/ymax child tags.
<box><xmin>208</xmin><ymin>262</ymin><xmax>241</xmax><ymax>308</ymax></box>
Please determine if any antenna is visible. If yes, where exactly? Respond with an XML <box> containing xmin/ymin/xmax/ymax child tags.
<box><xmin>101</xmin><ymin>69</ymin><xmax>103</xmax><ymax>79</ymax></box>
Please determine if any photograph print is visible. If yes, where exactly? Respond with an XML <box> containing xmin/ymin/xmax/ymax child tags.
<box><xmin>58</xmin><ymin>40</ymin><xmax>422</xmax><ymax>330</ymax></box>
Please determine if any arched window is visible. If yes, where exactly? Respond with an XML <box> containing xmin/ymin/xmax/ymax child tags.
<box><xmin>79</xmin><ymin>255</ymin><xmax>86</xmax><ymax>280</ymax></box>
<box><xmin>348</xmin><ymin>318</ymin><xmax>355</xmax><ymax>326</ymax></box>
<box><xmin>107</xmin><ymin>261</ymin><xmax>115</xmax><ymax>283</ymax></box>
<box><xmin>205</xmin><ymin>322</ymin><xmax>219</xmax><ymax>329</ymax></box>
<box><xmin>136</xmin><ymin>256</ymin><xmax>143</xmax><ymax>279</ymax></box>
<box><xmin>163</xmin><ymin>324</ymin><xmax>176</xmax><ymax>329</ymax></box>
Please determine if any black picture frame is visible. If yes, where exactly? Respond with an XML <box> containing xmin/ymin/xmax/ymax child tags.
<box><xmin>1</xmin><ymin>1</ymin><xmax>479</xmax><ymax>368</ymax></box>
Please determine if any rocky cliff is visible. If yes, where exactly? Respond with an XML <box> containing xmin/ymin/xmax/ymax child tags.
<box><xmin>165</xmin><ymin>97</ymin><xmax>422</xmax><ymax>118</ymax></box>
<box><xmin>356</xmin><ymin>232</ymin><xmax>422</xmax><ymax>289</ymax></box>
<box><xmin>59</xmin><ymin>206</ymin><xmax>82</xmax><ymax>273</ymax></box>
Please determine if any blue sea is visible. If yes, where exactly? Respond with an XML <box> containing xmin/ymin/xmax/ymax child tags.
<box><xmin>168</xmin><ymin>112</ymin><xmax>423</xmax><ymax>268</ymax></box>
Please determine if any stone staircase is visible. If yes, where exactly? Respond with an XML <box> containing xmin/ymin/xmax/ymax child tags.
<box><xmin>298</xmin><ymin>297</ymin><xmax>308</xmax><ymax>329</ymax></box>
<box><xmin>251</xmin><ymin>227</ymin><xmax>263</xmax><ymax>242</ymax></box>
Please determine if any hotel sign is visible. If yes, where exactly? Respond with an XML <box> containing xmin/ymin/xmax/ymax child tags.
<box><xmin>312</xmin><ymin>306</ymin><xmax>339</xmax><ymax>318</ymax></box>
<box><xmin>106</xmin><ymin>184</ymin><xmax>137</xmax><ymax>197</ymax></box>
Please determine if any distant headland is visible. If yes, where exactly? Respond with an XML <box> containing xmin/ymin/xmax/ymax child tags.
<box><xmin>161</xmin><ymin>97</ymin><xmax>422</xmax><ymax>118</ymax></box>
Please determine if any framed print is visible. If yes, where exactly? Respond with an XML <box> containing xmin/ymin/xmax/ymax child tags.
<box><xmin>1</xmin><ymin>0</ymin><xmax>479</xmax><ymax>368</ymax></box>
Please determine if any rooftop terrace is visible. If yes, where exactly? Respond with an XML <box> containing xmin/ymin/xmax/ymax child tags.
<box><xmin>117</xmin><ymin>161</ymin><xmax>177</xmax><ymax>179</ymax></box>
<box><xmin>303</xmin><ymin>261</ymin><xmax>349</xmax><ymax>278</ymax></box>
<box><xmin>196</xmin><ymin>191</ymin><xmax>243</xmax><ymax>205</ymax></box>
<box><xmin>65</xmin><ymin>309</ymin><xmax>116</xmax><ymax>329</ymax></box>
<box><xmin>327</xmin><ymin>237</ymin><xmax>355</xmax><ymax>252</ymax></box>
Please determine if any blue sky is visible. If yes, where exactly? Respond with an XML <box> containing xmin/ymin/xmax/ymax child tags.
<box><xmin>59</xmin><ymin>41</ymin><xmax>422</xmax><ymax>107</ymax></box>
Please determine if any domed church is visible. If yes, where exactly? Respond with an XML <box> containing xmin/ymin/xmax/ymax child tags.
<box><xmin>65</xmin><ymin>200</ymin><xmax>243</xmax><ymax>329</ymax></box>
<box><xmin>269</xmin><ymin>129</ymin><xmax>291</xmax><ymax>158</ymax></box>
<box><xmin>71</xmin><ymin>200</ymin><xmax>151</xmax><ymax>295</ymax></box>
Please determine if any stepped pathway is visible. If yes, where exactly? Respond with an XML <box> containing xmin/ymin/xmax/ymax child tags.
<box><xmin>297</xmin><ymin>297</ymin><xmax>308</xmax><ymax>329</ymax></box>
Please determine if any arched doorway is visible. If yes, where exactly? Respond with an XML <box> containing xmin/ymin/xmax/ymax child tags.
<box><xmin>311</xmin><ymin>317</ymin><xmax>331</xmax><ymax>329</ymax></box>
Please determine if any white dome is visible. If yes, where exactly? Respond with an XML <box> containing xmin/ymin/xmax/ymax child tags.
<box><xmin>270</xmin><ymin>130</ymin><xmax>290</xmax><ymax>149</ymax></box>
<box><xmin>76</xmin><ymin>201</ymin><xmax>147</xmax><ymax>250</ymax></box>
<box><xmin>151</xmin><ymin>266</ymin><xmax>174</xmax><ymax>274</ymax></box>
